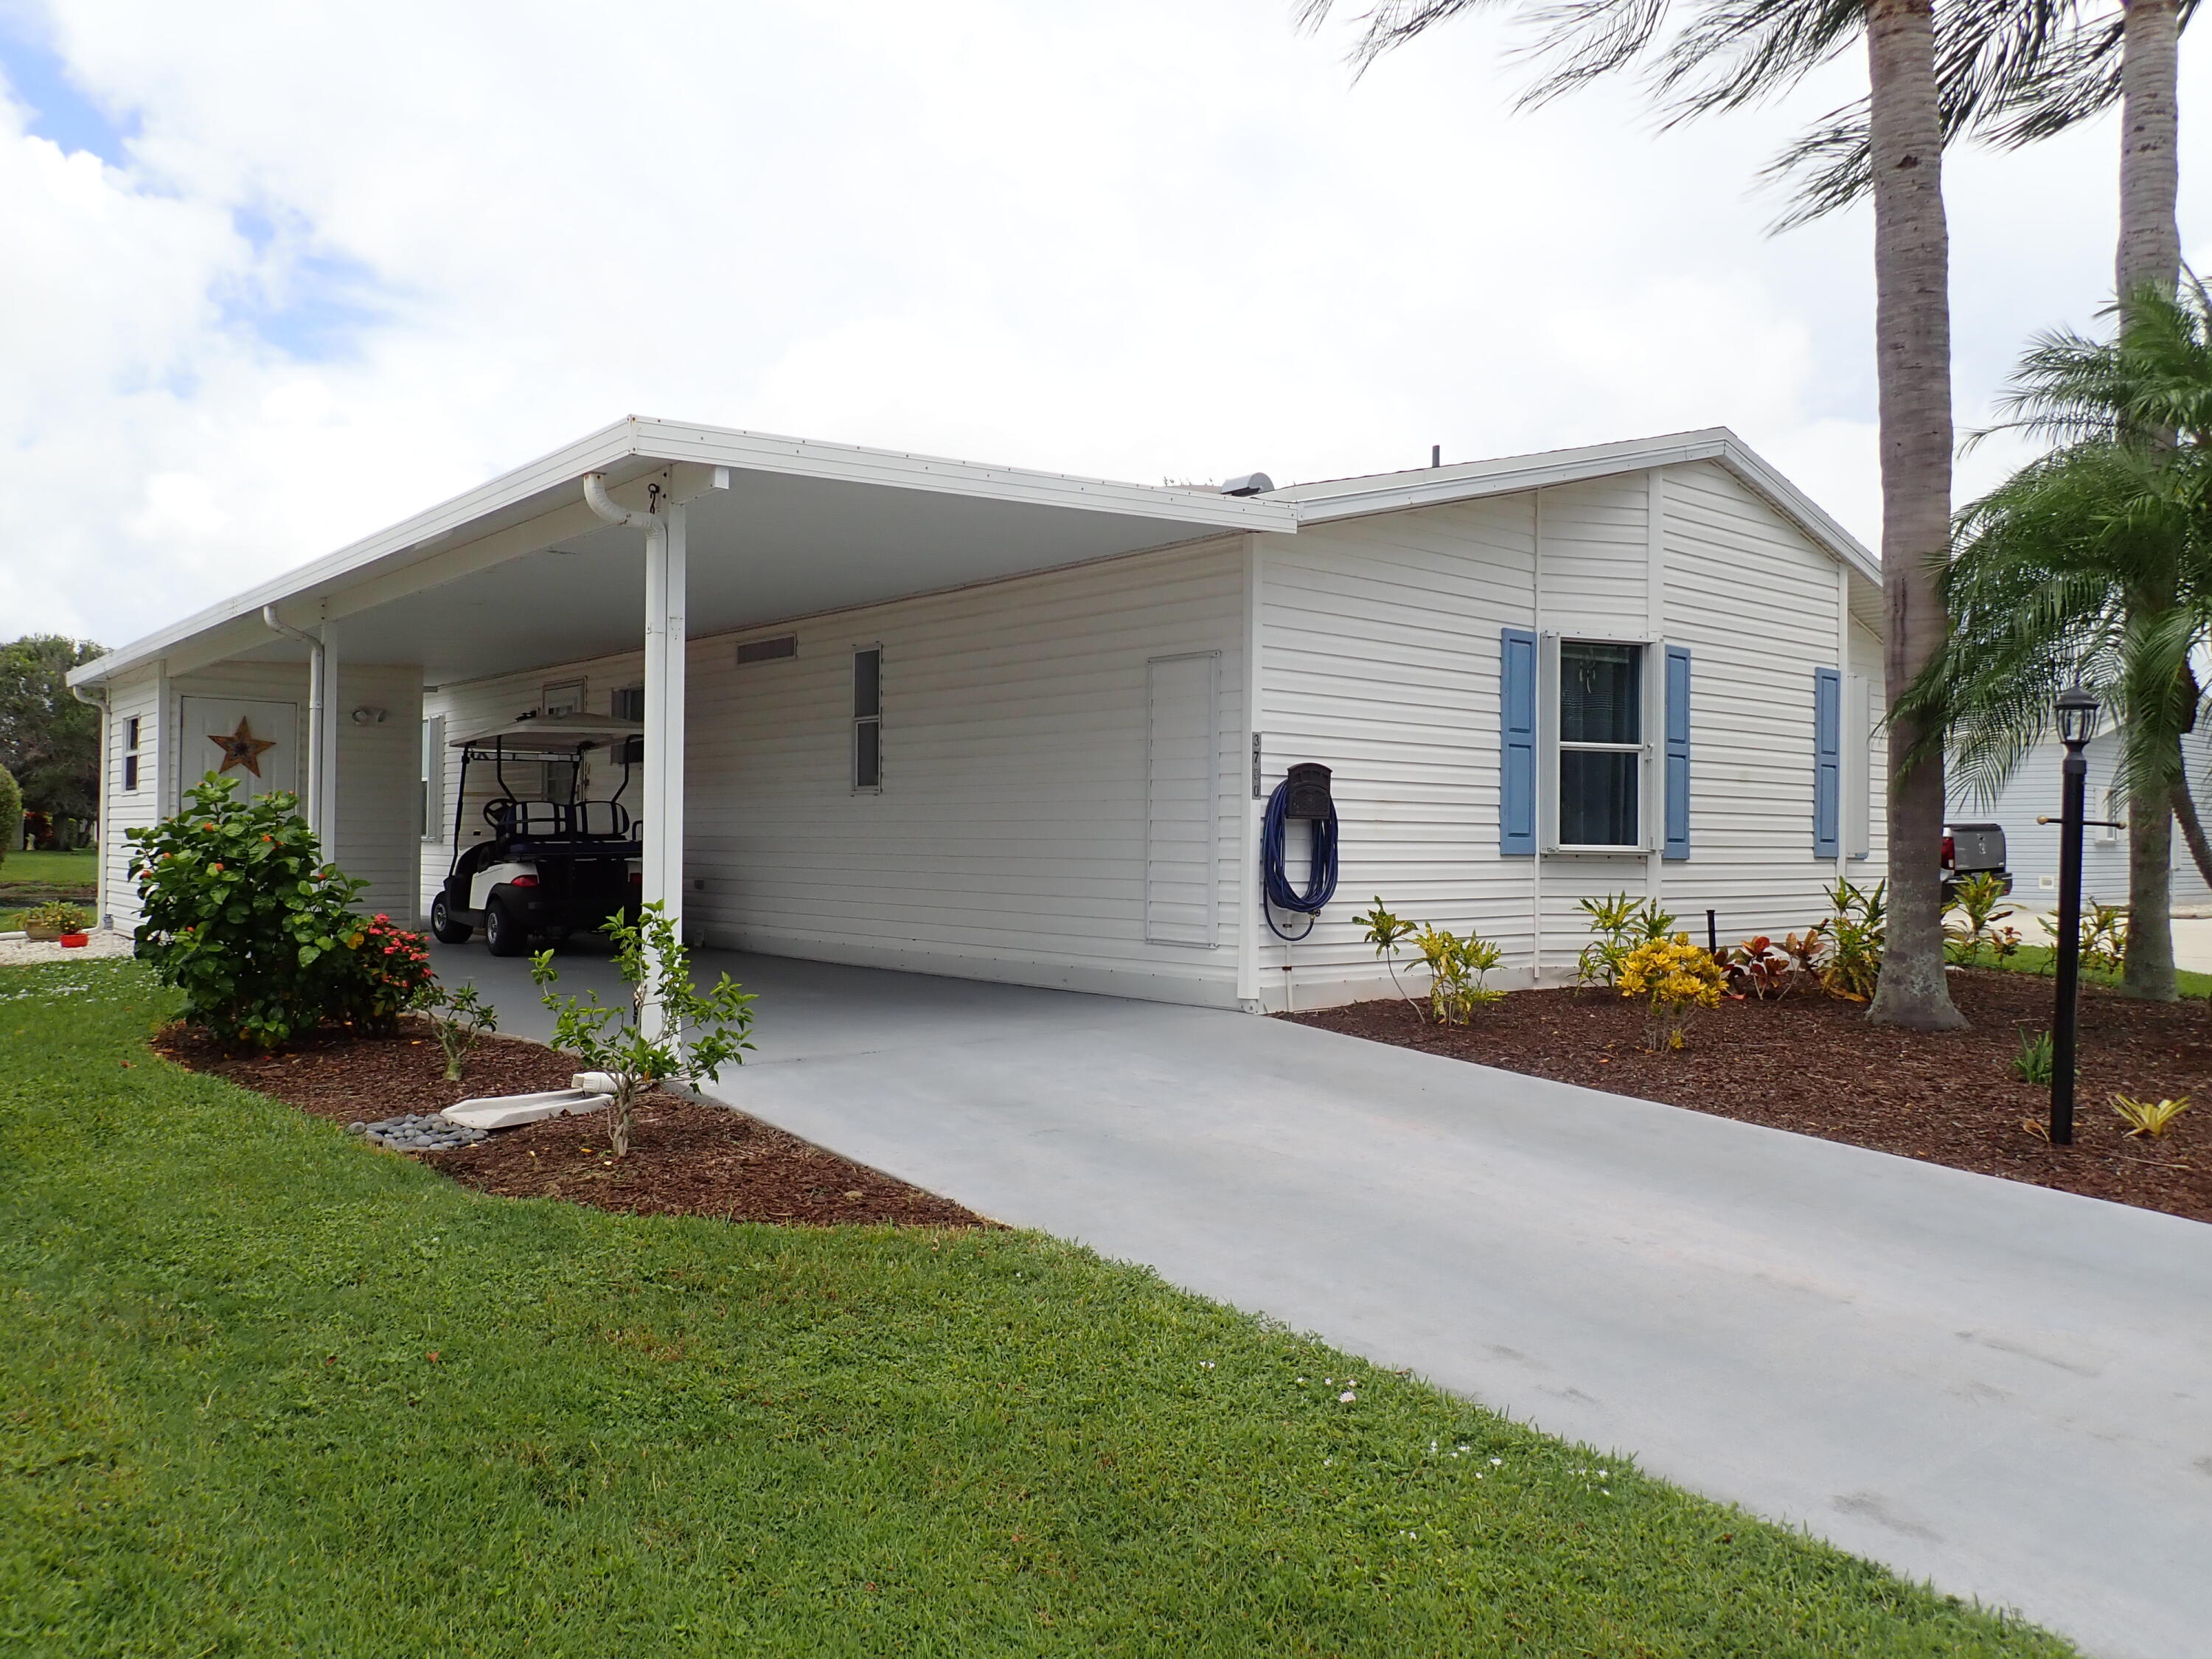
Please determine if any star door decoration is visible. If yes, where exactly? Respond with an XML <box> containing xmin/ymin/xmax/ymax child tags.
<box><xmin>209</xmin><ymin>717</ymin><xmax>279</xmax><ymax>778</ymax></box>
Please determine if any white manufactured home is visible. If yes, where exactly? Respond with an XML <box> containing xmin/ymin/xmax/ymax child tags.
<box><xmin>71</xmin><ymin>419</ymin><xmax>1888</xmax><ymax>1012</ymax></box>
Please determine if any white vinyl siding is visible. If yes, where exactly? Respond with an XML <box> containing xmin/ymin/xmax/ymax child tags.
<box><xmin>1145</xmin><ymin>653</ymin><xmax>1220</xmax><ymax>945</ymax></box>
<box><xmin>99</xmin><ymin>672</ymin><xmax>164</xmax><ymax>928</ymax></box>
<box><xmin>1253</xmin><ymin>464</ymin><xmax>1887</xmax><ymax>1008</ymax></box>
<box><xmin>1660</xmin><ymin>460</ymin><xmax>1871</xmax><ymax>940</ymax></box>
<box><xmin>425</xmin><ymin>537</ymin><xmax>1249</xmax><ymax>1004</ymax></box>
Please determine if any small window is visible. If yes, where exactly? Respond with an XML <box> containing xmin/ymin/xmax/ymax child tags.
<box><xmin>420</xmin><ymin>714</ymin><xmax>445</xmax><ymax>840</ymax></box>
<box><xmin>122</xmin><ymin>716</ymin><xmax>141</xmax><ymax>792</ymax></box>
<box><xmin>1557</xmin><ymin>641</ymin><xmax>1644</xmax><ymax>847</ymax></box>
<box><xmin>853</xmin><ymin>647</ymin><xmax>882</xmax><ymax>792</ymax></box>
<box><xmin>2097</xmin><ymin>787</ymin><xmax>2125</xmax><ymax>846</ymax></box>
<box><xmin>737</xmin><ymin>634</ymin><xmax>798</xmax><ymax>665</ymax></box>
<box><xmin>542</xmin><ymin>679</ymin><xmax>585</xmax><ymax>718</ymax></box>
<box><xmin>613</xmin><ymin>686</ymin><xmax>644</xmax><ymax>723</ymax></box>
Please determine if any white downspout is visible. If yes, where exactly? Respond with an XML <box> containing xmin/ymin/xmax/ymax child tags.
<box><xmin>262</xmin><ymin>605</ymin><xmax>327</xmax><ymax>838</ymax></box>
<box><xmin>582</xmin><ymin>473</ymin><xmax>684</xmax><ymax>1032</ymax></box>
<box><xmin>69</xmin><ymin>683</ymin><xmax>109</xmax><ymax>925</ymax></box>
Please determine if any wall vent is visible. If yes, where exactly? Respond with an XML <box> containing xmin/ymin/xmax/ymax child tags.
<box><xmin>736</xmin><ymin>635</ymin><xmax>799</xmax><ymax>665</ymax></box>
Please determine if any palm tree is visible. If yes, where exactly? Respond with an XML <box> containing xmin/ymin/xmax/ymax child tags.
<box><xmin>1295</xmin><ymin>0</ymin><xmax>2103</xmax><ymax>1027</ymax></box>
<box><xmin>1902</xmin><ymin>280</ymin><xmax>2212</xmax><ymax>1001</ymax></box>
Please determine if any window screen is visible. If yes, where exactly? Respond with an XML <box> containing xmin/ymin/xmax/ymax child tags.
<box><xmin>1557</xmin><ymin>641</ymin><xmax>1644</xmax><ymax>848</ymax></box>
<box><xmin>853</xmin><ymin>648</ymin><xmax>882</xmax><ymax>790</ymax></box>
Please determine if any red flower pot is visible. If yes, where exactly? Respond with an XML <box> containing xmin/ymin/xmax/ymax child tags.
<box><xmin>58</xmin><ymin>933</ymin><xmax>89</xmax><ymax>948</ymax></box>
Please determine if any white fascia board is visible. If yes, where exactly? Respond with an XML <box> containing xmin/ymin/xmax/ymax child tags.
<box><xmin>628</xmin><ymin>420</ymin><xmax>1301</xmax><ymax>532</ymax></box>
<box><xmin>1283</xmin><ymin>427</ymin><xmax>1882</xmax><ymax>594</ymax></box>
<box><xmin>73</xmin><ymin>417</ymin><xmax>1299</xmax><ymax>689</ymax></box>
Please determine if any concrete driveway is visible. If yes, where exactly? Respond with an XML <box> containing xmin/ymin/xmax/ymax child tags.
<box><xmin>440</xmin><ymin>942</ymin><xmax>2212</xmax><ymax>1659</ymax></box>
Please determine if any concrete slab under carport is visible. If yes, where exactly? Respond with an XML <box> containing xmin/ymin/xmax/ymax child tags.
<box><xmin>436</xmin><ymin>940</ymin><xmax>2212</xmax><ymax>1659</ymax></box>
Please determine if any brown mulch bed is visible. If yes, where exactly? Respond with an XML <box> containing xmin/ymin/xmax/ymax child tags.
<box><xmin>1286</xmin><ymin>968</ymin><xmax>2210</xmax><ymax>1224</ymax></box>
<box><xmin>156</xmin><ymin>1018</ymin><xmax>990</xmax><ymax>1228</ymax></box>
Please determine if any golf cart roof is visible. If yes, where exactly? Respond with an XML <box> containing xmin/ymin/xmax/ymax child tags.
<box><xmin>451</xmin><ymin>713</ymin><xmax>644</xmax><ymax>752</ymax></box>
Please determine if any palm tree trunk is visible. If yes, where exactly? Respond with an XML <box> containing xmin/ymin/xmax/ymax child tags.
<box><xmin>2174</xmin><ymin>778</ymin><xmax>2212</xmax><ymax>888</ymax></box>
<box><xmin>1864</xmin><ymin>0</ymin><xmax>1967</xmax><ymax>1031</ymax></box>
<box><xmin>2118</xmin><ymin>0</ymin><xmax>2183</xmax><ymax>299</ymax></box>
<box><xmin>2113</xmin><ymin>0</ymin><xmax>2183</xmax><ymax>997</ymax></box>
<box><xmin>2124</xmin><ymin>779</ymin><xmax>2178</xmax><ymax>998</ymax></box>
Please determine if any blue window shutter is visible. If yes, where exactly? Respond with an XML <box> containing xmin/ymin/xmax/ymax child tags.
<box><xmin>1663</xmin><ymin>645</ymin><xmax>1691</xmax><ymax>860</ymax></box>
<box><xmin>1500</xmin><ymin>627</ymin><xmax>1537</xmax><ymax>855</ymax></box>
<box><xmin>1812</xmin><ymin>667</ymin><xmax>1842</xmax><ymax>857</ymax></box>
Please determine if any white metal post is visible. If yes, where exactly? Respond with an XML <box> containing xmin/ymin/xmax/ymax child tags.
<box><xmin>658</xmin><ymin>502</ymin><xmax>686</xmax><ymax>947</ymax></box>
<box><xmin>318</xmin><ymin>620</ymin><xmax>341</xmax><ymax>853</ymax></box>
<box><xmin>638</xmin><ymin>501</ymin><xmax>686</xmax><ymax>1037</ymax></box>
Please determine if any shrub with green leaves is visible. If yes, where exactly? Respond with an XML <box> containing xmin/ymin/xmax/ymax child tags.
<box><xmin>1573</xmin><ymin>893</ymin><xmax>1677</xmax><ymax>990</ymax></box>
<box><xmin>1819</xmin><ymin>880</ymin><xmax>1886</xmax><ymax>1002</ymax></box>
<box><xmin>125</xmin><ymin>776</ymin><xmax>372</xmax><ymax>1049</ymax></box>
<box><xmin>1416</xmin><ymin>923</ymin><xmax>1506</xmax><ymax>1024</ymax></box>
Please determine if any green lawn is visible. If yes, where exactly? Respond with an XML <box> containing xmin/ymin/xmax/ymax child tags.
<box><xmin>0</xmin><ymin>847</ymin><xmax>99</xmax><ymax>931</ymax></box>
<box><xmin>0</xmin><ymin>846</ymin><xmax>98</xmax><ymax>891</ymax></box>
<box><xmin>0</xmin><ymin>962</ymin><xmax>2071</xmax><ymax>1657</ymax></box>
<box><xmin>1955</xmin><ymin>939</ymin><xmax>2212</xmax><ymax>999</ymax></box>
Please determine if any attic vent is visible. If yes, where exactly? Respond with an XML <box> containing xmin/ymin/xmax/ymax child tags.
<box><xmin>736</xmin><ymin>634</ymin><xmax>799</xmax><ymax>665</ymax></box>
<box><xmin>1220</xmin><ymin>472</ymin><xmax>1274</xmax><ymax>497</ymax></box>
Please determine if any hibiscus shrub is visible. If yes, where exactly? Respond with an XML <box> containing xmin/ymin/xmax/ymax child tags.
<box><xmin>334</xmin><ymin>911</ymin><xmax>435</xmax><ymax>1035</ymax></box>
<box><xmin>126</xmin><ymin>775</ymin><xmax>414</xmax><ymax>1049</ymax></box>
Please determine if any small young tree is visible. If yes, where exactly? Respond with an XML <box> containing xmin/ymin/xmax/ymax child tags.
<box><xmin>529</xmin><ymin>903</ymin><xmax>756</xmax><ymax>1158</ymax></box>
<box><xmin>414</xmin><ymin>981</ymin><xmax>499</xmax><ymax>1082</ymax></box>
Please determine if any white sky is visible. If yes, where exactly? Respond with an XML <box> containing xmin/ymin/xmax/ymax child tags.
<box><xmin>1</xmin><ymin>0</ymin><xmax>2203</xmax><ymax>650</ymax></box>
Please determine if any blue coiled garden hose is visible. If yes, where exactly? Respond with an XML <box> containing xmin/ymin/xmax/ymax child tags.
<box><xmin>1260</xmin><ymin>779</ymin><xmax>1339</xmax><ymax>940</ymax></box>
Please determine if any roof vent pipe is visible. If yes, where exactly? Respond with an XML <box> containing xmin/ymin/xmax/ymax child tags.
<box><xmin>1220</xmin><ymin>473</ymin><xmax>1274</xmax><ymax>497</ymax></box>
<box><xmin>262</xmin><ymin>605</ymin><xmax>326</xmax><ymax>835</ymax></box>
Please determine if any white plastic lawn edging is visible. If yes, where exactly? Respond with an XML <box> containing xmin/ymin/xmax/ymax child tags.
<box><xmin>443</xmin><ymin>1086</ymin><xmax>611</xmax><ymax>1131</ymax></box>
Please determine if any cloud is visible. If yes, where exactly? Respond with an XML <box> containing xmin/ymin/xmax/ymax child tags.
<box><xmin>0</xmin><ymin>0</ymin><xmax>2201</xmax><ymax>649</ymax></box>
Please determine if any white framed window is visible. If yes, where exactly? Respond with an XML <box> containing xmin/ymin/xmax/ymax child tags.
<box><xmin>613</xmin><ymin>686</ymin><xmax>644</xmax><ymax>723</ymax></box>
<box><xmin>852</xmin><ymin>646</ymin><xmax>882</xmax><ymax>792</ymax></box>
<box><xmin>1543</xmin><ymin>635</ymin><xmax>1653</xmax><ymax>852</ymax></box>
<box><xmin>122</xmin><ymin>714</ymin><xmax>141</xmax><ymax>793</ymax></box>
<box><xmin>542</xmin><ymin>679</ymin><xmax>586</xmax><ymax>717</ymax></box>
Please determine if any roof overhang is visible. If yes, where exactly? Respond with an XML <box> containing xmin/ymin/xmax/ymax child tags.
<box><xmin>71</xmin><ymin>417</ymin><xmax>1299</xmax><ymax>689</ymax></box>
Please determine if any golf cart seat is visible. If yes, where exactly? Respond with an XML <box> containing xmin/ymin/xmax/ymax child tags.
<box><xmin>487</xmin><ymin>799</ymin><xmax>641</xmax><ymax>858</ymax></box>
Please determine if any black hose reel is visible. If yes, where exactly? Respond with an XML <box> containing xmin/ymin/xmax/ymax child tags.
<box><xmin>1262</xmin><ymin>762</ymin><xmax>1340</xmax><ymax>939</ymax></box>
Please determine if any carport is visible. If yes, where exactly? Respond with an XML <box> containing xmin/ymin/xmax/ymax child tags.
<box><xmin>69</xmin><ymin>418</ymin><xmax>1296</xmax><ymax>1009</ymax></box>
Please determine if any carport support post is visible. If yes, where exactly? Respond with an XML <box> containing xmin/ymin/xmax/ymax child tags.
<box><xmin>641</xmin><ymin>501</ymin><xmax>687</xmax><ymax>1036</ymax></box>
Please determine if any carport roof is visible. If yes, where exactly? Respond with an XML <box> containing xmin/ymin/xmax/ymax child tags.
<box><xmin>72</xmin><ymin>420</ymin><xmax>1878</xmax><ymax>691</ymax></box>
<box><xmin>69</xmin><ymin>417</ymin><xmax>1299</xmax><ymax>689</ymax></box>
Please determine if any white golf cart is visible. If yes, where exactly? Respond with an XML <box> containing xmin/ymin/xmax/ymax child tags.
<box><xmin>428</xmin><ymin>712</ymin><xmax>645</xmax><ymax>956</ymax></box>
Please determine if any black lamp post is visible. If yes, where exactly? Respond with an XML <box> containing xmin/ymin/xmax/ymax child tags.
<box><xmin>2049</xmin><ymin>684</ymin><xmax>2101</xmax><ymax>1145</ymax></box>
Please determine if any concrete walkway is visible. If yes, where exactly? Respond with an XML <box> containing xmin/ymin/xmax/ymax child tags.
<box><xmin>440</xmin><ymin>942</ymin><xmax>2212</xmax><ymax>1659</ymax></box>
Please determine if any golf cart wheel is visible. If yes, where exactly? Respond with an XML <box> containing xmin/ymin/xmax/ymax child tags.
<box><xmin>428</xmin><ymin>892</ymin><xmax>471</xmax><ymax>945</ymax></box>
<box><xmin>483</xmin><ymin>897</ymin><xmax>529</xmax><ymax>958</ymax></box>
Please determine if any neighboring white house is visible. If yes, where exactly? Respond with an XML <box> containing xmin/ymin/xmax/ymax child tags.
<box><xmin>69</xmin><ymin>419</ymin><xmax>1886</xmax><ymax>1012</ymax></box>
<box><xmin>1961</xmin><ymin>723</ymin><xmax>2212</xmax><ymax>915</ymax></box>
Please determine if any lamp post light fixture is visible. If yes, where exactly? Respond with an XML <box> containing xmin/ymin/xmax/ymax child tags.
<box><xmin>2048</xmin><ymin>684</ymin><xmax>2102</xmax><ymax>1144</ymax></box>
